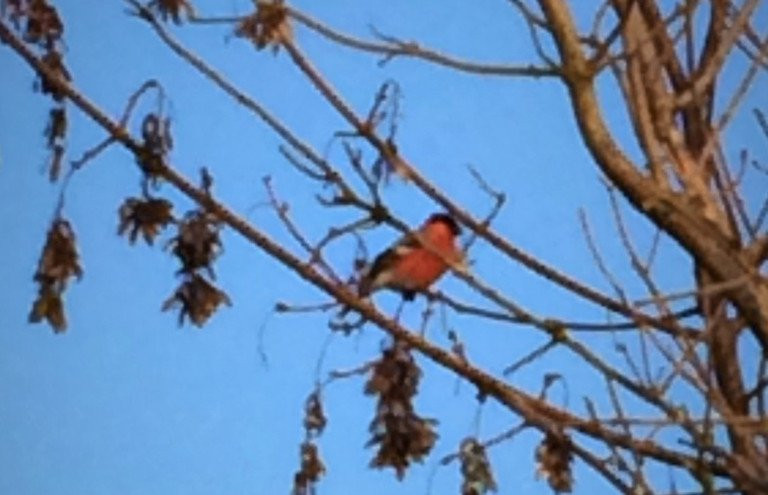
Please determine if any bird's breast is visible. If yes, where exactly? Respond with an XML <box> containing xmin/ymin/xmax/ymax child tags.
<box><xmin>391</xmin><ymin>249</ymin><xmax>451</xmax><ymax>290</ymax></box>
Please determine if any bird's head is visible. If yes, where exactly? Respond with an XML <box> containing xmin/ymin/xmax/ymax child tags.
<box><xmin>425</xmin><ymin>213</ymin><xmax>461</xmax><ymax>237</ymax></box>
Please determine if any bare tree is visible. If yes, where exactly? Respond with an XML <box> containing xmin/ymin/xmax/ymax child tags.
<box><xmin>1</xmin><ymin>0</ymin><xmax>767</xmax><ymax>493</ymax></box>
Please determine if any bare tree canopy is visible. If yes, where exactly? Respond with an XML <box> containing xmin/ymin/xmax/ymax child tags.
<box><xmin>1</xmin><ymin>0</ymin><xmax>767</xmax><ymax>493</ymax></box>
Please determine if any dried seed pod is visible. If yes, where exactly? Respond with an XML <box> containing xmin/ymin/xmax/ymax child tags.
<box><xmin>141</xmin><ymin>113</ymin><xmax>173</xmax><ymax>157</ymax></box>
<box><xmin>161</xmin><ymin>273</ymin><xmax>231</xmax><ymax>327</ymax></box>
<box><xmin>535</xmin><ymin>431</ymin><xmax>574</xmax><ymax>493</ymax></box>
<box><xmin>136</xmin><ymin>113</ymin><xmax>172</xmax><ymax>177</ymax></box>
<box><xmin>459</xmin><ymin>438</ymin><xmax>497</xmax><ymax>495</ymax></box>
<box><xmin>168</xmin><ymin>210</ymin><xmax>221</xmax><ymax>276</ymax></box>
<box><xmin>28</xmin><ymin>284</ymin><xmax>66</xmax><ymax>333</ymax></box>
<box><xmin>48</xmin><ymin>142</ymin><xmax>64</xmax><ymax>182</ymax></box>
<box><xmin>33</xmin><ymin>218</ymin><xmax>82</xmax><ymax>288</ymax></box>
<box><xmin>235</xmin><ymin>2</ymin><xmax>292</xmax><ymax>52</ymax></box>
<box><xmin>118</xmin><ymin>197</ymin><xmax>174</xmax><ymax>245</ymax></box>
<box><xmin>29</xmin><ymin>218</ymin><xmax>82</xmax><ymax>333</ymax></box>
<box><xmin>39</xmin><ymin>49</ymin><xmax>70</xmax><ymax>101</ymax></box>
<box><xmin>365</xmin><ymin>342</ymin><xmax>420</xmax><ymax>399</ymax></box>
<box><xmin>365</xmin><ymin>341</ymin><xmax>437</xmax><ymax>479</ymax></box>
<box><xmin>44</xmin><ymin>106</ymin><xmax>67</xmax><ymax>148</ymax></box>
<box><xmin>20</xmin><ymin>0</ymin><xmax>63</xmax><ymax>47</ymax></box>
<box><xmin>292</xmin><ymin>441</ymin><xmax>325</xmax><ymax>495</ymax></box>
<box><xmin>303</xmin><ymin>391</ymin><xmax>327</xmax><ymax>436</ymax></box>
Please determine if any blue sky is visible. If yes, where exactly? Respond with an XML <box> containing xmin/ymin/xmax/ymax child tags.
<box><xmin>1</xmin><ymin>1</ymin><xmax>766</xmax><ymax>494</ymax></box>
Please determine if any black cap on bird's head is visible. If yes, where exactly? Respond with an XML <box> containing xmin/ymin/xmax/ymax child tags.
<box><xmin>426</xmin><ymin>213</ymin><xmax>461</xmax><ymax>236</ymax></box>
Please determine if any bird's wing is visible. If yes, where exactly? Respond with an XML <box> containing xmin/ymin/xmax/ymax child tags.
<box><xmin>358</xmin><ymin>232</ymin><xmax>419</xmax><ymax>296</ymax></box>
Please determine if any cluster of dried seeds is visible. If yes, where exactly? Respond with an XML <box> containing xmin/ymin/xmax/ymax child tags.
<box><xmin>459</xmin><ymin>437</ymin><xmax>497</xmax><ymax>495</ymax></box>
<box><xmin>292</xmin><ymin>441</ymin><xmax>325</xmax><ymax>495</ymax></box>
<box><xmin>43</xmin><ymin>106</ymin><xmax>66</xmax><ymax>181</ymax></box>
<box><xmin>535</xmin><ymin>431</ymin><xmax>574</xmax><ymax>493</ymax></box>
<box><xmin>4</xmin><ymin>1</ymin><xmax>71</xmax><ymax>180</ymax></box>
<box><xmin>162</xmin><ymin>210</ymin><xmax>229</xmax><ymax>326</ymax></box>
<box><xmin>168</xmin><ymin>210</ymin><xmax>221</xmax><ymax>275</ymax></box>
<box><xmin>302</xmin><ymin>391</ymin><xmax>327</xmax><ymax>435</ymax></box>
<box><xmin>364</xmin><ymin>340</ymin><xmax>437</xmax><ymax>479</ymax></box>
<box><xmin>38</xmin><ymin>48</ymin><xmax>69</xmax><ymax>102</ymax></box>
<box><xmin>118</xmin><ymin>197</ymin><xmax>174</xmax><ymax>245</ymax></box>
<box><xmin>28</xmin><ymin>218</ymin><xmax>82</xmax><ymax>332</ymax></box>
<box><xmin>138</xmin><ymin>113</ymin><xmax>173</xmax><ymax>177</ymax></box>
<box><xmin>3</xmin><ymin>0</ymin><xmax>62</xmax><ymax>48</ymax></box>
<box><xmin>235</xmin><ymin>1</ymin><xmax>292</xmax><ymax>52</ymax></box>
<box><xmin>292</xmin><ymin>391</ymin><xmax>327</xmax><ymax>495</ymax></box>
<box><xmin>161</xmin><ymin>273</ymin><xmax>230</xmax><ymax>327</ymax></box>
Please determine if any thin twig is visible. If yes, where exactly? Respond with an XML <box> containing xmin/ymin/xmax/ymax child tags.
<box><xmin>632</xmin><ymin>275</ymin><xmax>752</xmax><ymax>308</ymax></box>
<box><xmin>462</xmin><ymin>165</ymin><xmax>506</xmax><ymax>252</ymax></box>
<box><xmin>432</xmin><ymin>290</ymin><xmax>700</xmax><ymax>335</ymax></box>
<box><xmin>579</xmin><ymin>208</ymin><xmax>630</xmax><ymax>304</ymax></box>
<box><xmin>503</xmin><ymin>339</ymin><xmax>558</xmax><ymax>376</ymax></box>
<box><xmin>284</xmin><ymin>6</ymin><xmax>559</xmax><ymax>77</ymax></box>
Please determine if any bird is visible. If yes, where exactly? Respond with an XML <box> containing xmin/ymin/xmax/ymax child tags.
<box><xmin>357</xmin><ymin>213</ymin><xmax>463</xmax><ymax>301</ymax></box>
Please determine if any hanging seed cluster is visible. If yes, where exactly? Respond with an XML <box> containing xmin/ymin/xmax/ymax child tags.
<box><xmin>43</xmin><ymin>106</ymin><xmax>66</xmax><ymax>181</ymax></box>
<box><xmin>302</xmin><ymin>391</ymin><xmax>327</xmax><ymax>436</ymax></box>
<box><xmin>459</xmin><ymin>438</ymin><xmax>497</xmax><ymax>495</ymax></box>
<box><xmin>235</xmin><ymin>1</ymin><xmax>292</xmax><ymax>52</ymax></box>
<box><xmin>138</xmin><ymin>113</ymin><xmax>173</xmax><ymax>177</ymax></box>
<box><xmin>162</xmin><ymin>210</ymin><xmax>230</xmax><ymax>326</ymax></box>
<box><xmin>364</xmin><ymin>341</ymin><xmax>437</xmax><ymax>479</ymax></box>
<box><xmin>118</xmin><ymin>197</ymin><xmax>174</xmax><ymax>245</ymax></box>
<box><xmin>3</xmin><ymin>0</ymin><xmax>61</xmax><ymax>45</ymax></box>
<box><xmin>28</xmin><ymin>218</ymin><xmax>82</xmax><ymax>332</ymax></box>
<box><xmin>292</xmin><ymin>391</ymin><xmax>327</xmax><ymax>495</ymax></box>
<box><xmin>535</xmin><ymin>431</ymin><xmax>574</xmax><ymax>493</ymax></box>
<box><xmin>3</xmin><ymin>0</ymin><xmax>70</xmax><ymax>181</ymax></box>
<box><xmin>292</xmin><ymin>441</ymin><xmax>325</xmax><ymax>495</ymax></box>
<box><xmin>168</xmin><ymin>210</ymin><xmax>220</xmax><ymax>275</ymax></box>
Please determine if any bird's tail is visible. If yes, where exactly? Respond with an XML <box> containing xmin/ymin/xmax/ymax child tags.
<box><xmin>336</xmin><ymin>273</ymin><xmax>372</xmax><ymax>318</ymax></box>
<box><xmin>356</xmin><ymin>273</ymin><xmax>374</xmax><ymax>298</ymax></box>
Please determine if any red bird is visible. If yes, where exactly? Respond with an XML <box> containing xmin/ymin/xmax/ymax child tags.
<box><xmin>358</xmin><ymin>213</ymin><xmax>463</xmax><ymax>301</ymax></box>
